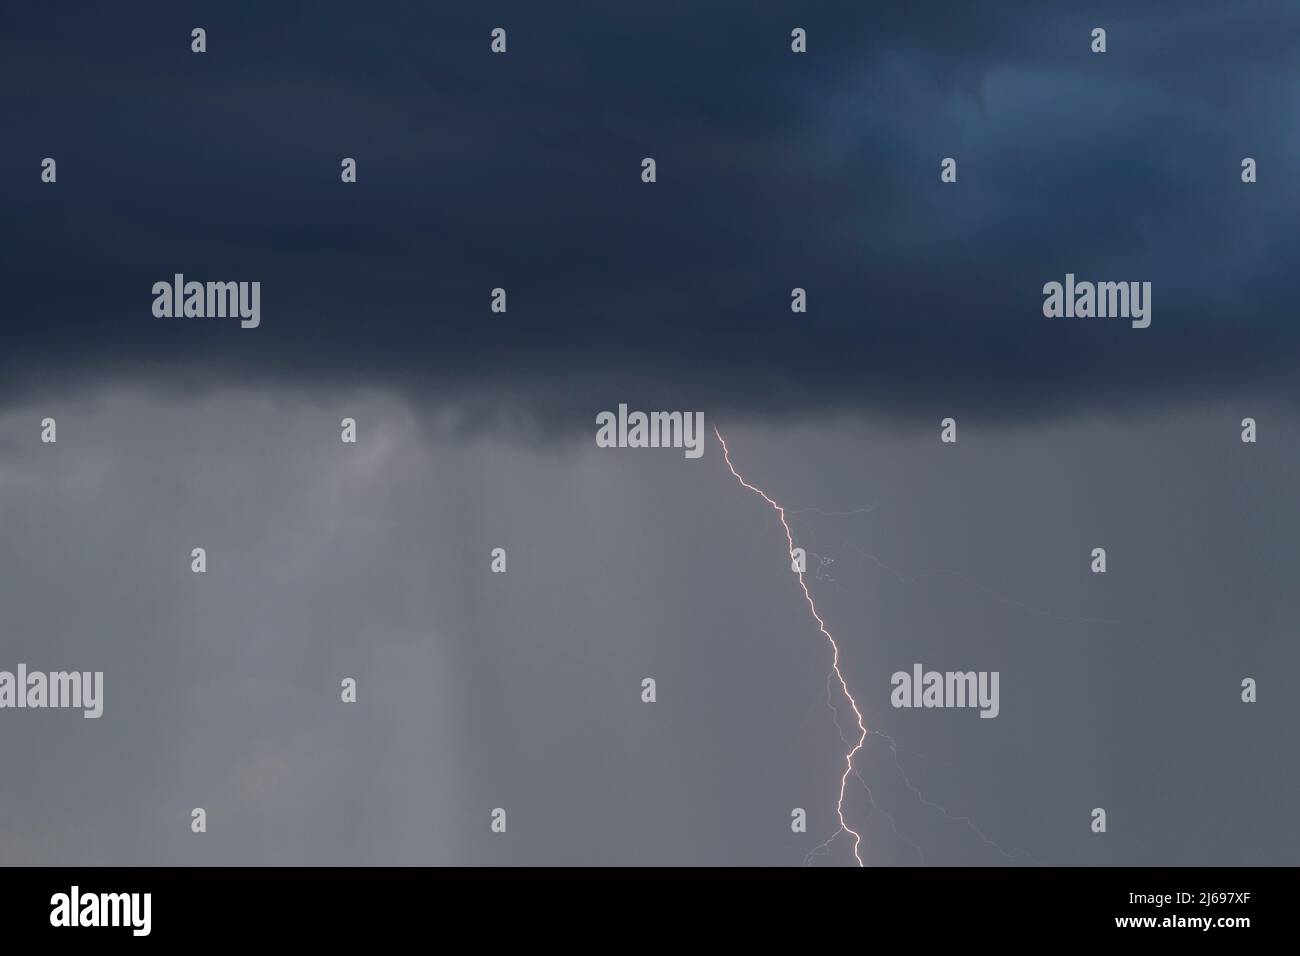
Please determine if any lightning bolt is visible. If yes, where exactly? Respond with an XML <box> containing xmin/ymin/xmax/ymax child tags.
<box><xmin>714</xmin><ymin>426</ymin><xmax>868</xmax><ymax>867</ymax></box>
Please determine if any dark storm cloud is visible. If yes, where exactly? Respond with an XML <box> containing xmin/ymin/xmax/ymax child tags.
<box><xmin>4</xmin><ymin>1</ymin><xmax>1300</xmax><ymax>430</ymax></box>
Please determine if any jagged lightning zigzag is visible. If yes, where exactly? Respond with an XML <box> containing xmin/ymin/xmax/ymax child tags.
<box><xmin>714</xmin><ymin>426</ymin><xmax>867</xmax><ymax>867</ymax></box>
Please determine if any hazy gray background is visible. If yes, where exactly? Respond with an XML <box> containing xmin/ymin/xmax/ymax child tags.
<box><xmin>3</xmin><ymin>1</ymin><xmax>1299</xmax><ymax>866</ymax></box>
<box><xmin>1</xmin><ymin>389</ymin><xmax>1294</xmax><ymax>865</ymax></box>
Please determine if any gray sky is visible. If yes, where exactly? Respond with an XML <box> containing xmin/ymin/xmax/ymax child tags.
<box><xmin>1</xmin><ymin>389</ymin><xmax>1294</xmax><ymax>865</ymax></box>
<box><xmin>3</xmin><ymin>0</ymin><xmax>1298</xmax><ymax>868</ymax></box>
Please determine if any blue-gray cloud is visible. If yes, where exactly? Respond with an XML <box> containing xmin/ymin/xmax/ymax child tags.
<box><xmin>4</xmin><ymin>1</ymin><xmax>1299</xmax><ymax>431</ymax></box>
